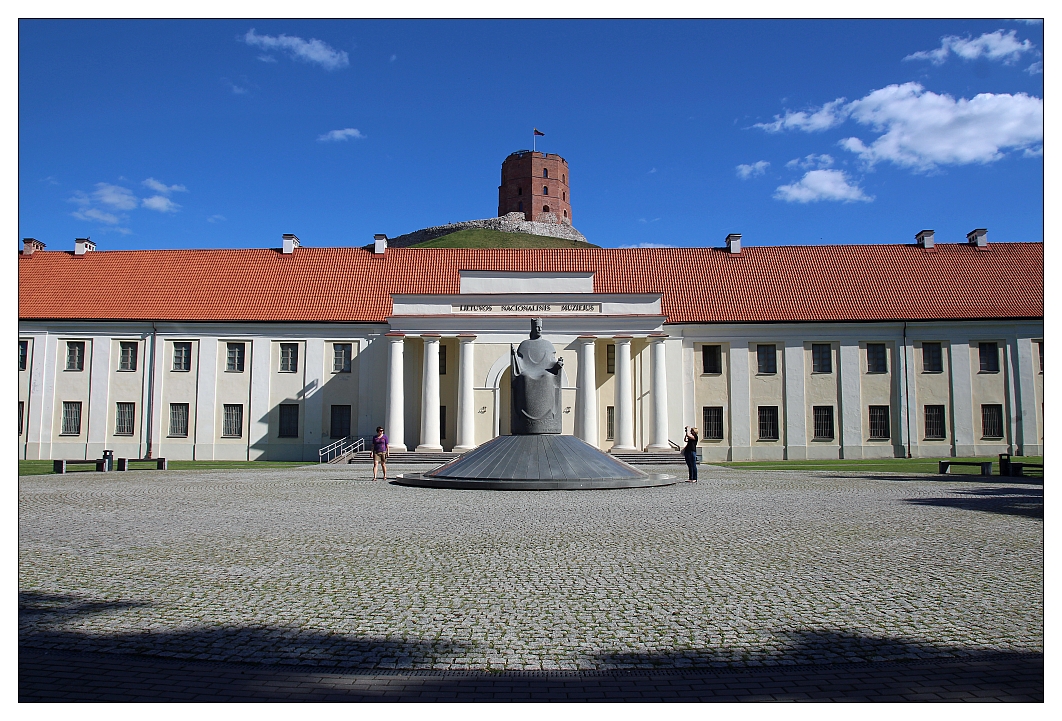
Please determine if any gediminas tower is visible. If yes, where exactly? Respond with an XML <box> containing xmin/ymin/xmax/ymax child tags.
<box><xmin>497</xmin><ymin>151</ymin><xmax>572</xmax><ymax>225</ymax></box>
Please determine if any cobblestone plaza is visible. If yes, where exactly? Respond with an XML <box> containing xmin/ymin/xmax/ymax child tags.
<box><xmin>19</xmin><ymin>464</ymin><xmax>1042</xmax><ymax>673</ymax></box>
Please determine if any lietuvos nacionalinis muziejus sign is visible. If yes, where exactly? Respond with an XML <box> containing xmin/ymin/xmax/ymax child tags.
<box><xmin>453</xmin><ymin>303</ymin><xmax>602</xmax><ymax>314</ymax></box>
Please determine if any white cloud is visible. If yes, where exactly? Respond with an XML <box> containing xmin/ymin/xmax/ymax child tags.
<box><xmin>905</xmin><ymin>30</ymin><xmax>1034</xmax><ymax>65</ymax></box>
<box><xmin>735</xmin><ymin>160</ymin><xmax>770</xmax><ymax>179</ymax></box>
<box><xmin>1027</xmin><ymin>60</ymin><xmax>1043</xmax><ymax>75</ymax></box>
<box><xmin>318</xmin><ymin>127</ymin><xmax>366</xmax><ymax>142</ymax></box>
<box><xmin>207</xmin><ymin>214</ymin><xmax>226</xmax><ymax>223</ymax></box>
<box><xmin>1023</xmin><ymin>146</ymin><xmax>1043</xmax><ymax>158</ymax></box>
<box><xmin>754</xmin><ymin>98</ymin><xmax>847</xmax><ymax>133</ymax></box>
<box><xmin>774</xmin><ymin>169</ymin><xmax>873</xmax><ymax>204</ymax></box>
<box><xmin>648</xmin><ymin>167</ymin><xmax>657</xmax><ymax>174</ymax></box>
<box><xmin>389</xmin><ymin>54</ymin><xmax>397</xmax><ymax>62</ymax></box>
<box><xmin>242</xmin><ymin>29</ymin><xmax>349</xmax><ymax>70</ymax></box>
<box><xmin>785</xmin><ymin>154</ymin><xmax>833</xmax><ymax>170</ymax></box>
<box><xmin>142</xmin><ymin>195</ymin><xmax>181</xmax><ymax>213</ymax></box>
<box><xmin>142</xmin><ymin>178</ymin><xmax>187</xmax><ymax>194</ymax></box>
<box><xmin>72</xmin><ymin>207</ymin><xmax>121</xmax><ymax>224</ymax></box>
<box><xmin>257</xmin><ymin>54</ymin><xmax>277</xmax><ymax>63</ymax></box>
<box><xmin>92</xmin><ymin>183</ymin><xmax>138</xmax><ymax>210</ymax></box>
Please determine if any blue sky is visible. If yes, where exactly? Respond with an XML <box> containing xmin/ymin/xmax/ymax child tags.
<box><xmin>18</xmin><ymin>19</ymin><xmax>1044</xmax><ymax>251</ymax></box>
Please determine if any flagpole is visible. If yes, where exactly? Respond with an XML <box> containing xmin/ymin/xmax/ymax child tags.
<box><xmin>533</xmin><ymin>129</ymin><xmax>536</xmax><ymax>153</ymax></box>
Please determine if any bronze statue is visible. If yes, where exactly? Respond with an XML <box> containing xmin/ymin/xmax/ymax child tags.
<box><xmin>510</xmin><ymin>318</ymin><xmax>564</xmax><ymax>434</ymax></box>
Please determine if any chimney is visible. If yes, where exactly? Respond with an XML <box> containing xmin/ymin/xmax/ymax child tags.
<box><xmin>725</xmin><ymin>233</ymin><xmax>741</xmax><ymax>254</ymax></box>
<box><xmin>74</xmin><ymin>238</ymin><xmax>96</xmax><ymax>255</ymax></box>
<box><xmin>915</xmin><ymin>229</ymin><xmax>935</xmax><ymax>250</ymax></box>
<box><xmin>282</xmin><ymin>233</ymin><xmax>300</xmax><ymax>254</ymax></box>
<box><xmin>373</xmin><ymin>234</ymin><xmax>388</xmax><ymax>255</ymax></box>
<box><xmin>22</xmin><ymin>238</ymin><xmax>46</xmax><ymax>255</ymax></box>
<box><xmin>966</xmin><ymin>228</ymin><xmax>988</xmax><ymax>248</ymax></box>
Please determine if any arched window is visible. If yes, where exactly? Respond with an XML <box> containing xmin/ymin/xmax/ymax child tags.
<box><xmin>562</xmin><ymin>174</ymin><xmax>565</xmax><ymax>184</ymax></box>
<box><xmin>543</xmin><ymin>169</ymin><xmax>548</xmax><ymax>178</ymax></box>
<box><xmin>563</xmin><ymin>209</ymin><xmax>567</xmax><ymax>218</ymax></box>
<box><xmin>562</xmin><ymin>191</ymin><xmax>566</xmax><ymax>201</ymax></box>
<box><xmin>518</xmin><ymin>201</ymin><xmax>523</xmax><ymax>212</ymax></box>
<box><xmin>517</xmin><ymin>186</ymin><xmax>522</xmax><ymax>196</ymax></box>
<box><xmin>543</xmin><ymin>186</ymin><xmax>549</xmax><ymax>195</ymax></box>
<box><xmin>543</xmin><ymin>205</ymin><xmax>550</xmax><ymax>213</ymax></box>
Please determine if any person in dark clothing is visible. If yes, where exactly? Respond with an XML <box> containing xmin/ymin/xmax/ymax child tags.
<box><xmin>682</xmin><ymin>426</ymin><xmax>699</xmax><ymax>482</ymax></box>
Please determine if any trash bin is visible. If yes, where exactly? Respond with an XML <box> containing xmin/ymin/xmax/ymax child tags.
<box><xmin>102</xmin><ymin>449</ymin><xmax>114</xmax><ymax>471</ymax></box>
<box><xmin>696</xmin><ymin>447</ymin><xmax>703</xmax><ymax>464</ymax></box>
<box><xmin>998</xmin><ymin>453</ymin><xmax>1011</xmax><ymax>477</ymax></box>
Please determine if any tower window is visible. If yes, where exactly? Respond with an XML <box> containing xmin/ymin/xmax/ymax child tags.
<box><xmin>517</xmin><ymin>187</ymin><xmax>522</xmax><ymax>195</ymax></box>
<box><xmin>563</xmin><ymin>210</ymin><xmax>567</xmax><ymax>218</ymax></box>
<box><xmin>543</xmin><ymin>186</ymin><xmax>549</xmax><ymax>195</ymax></box>
<box><xmin>518</xmin><ymin>201</ymin><xmax>523</xmax><ymax>212</ymax></box>
<box><xmin>562</xmin><ymin>174</ymin><xmax>565</xmax><ymax>183</ymax></box>
<box><xmin>543</xmin><ymin>205</ymin><xmax>550</xmax><ymax>213</ymax></box>
<box><xmin>543</xmin><ymin>168</ymin><xmax>548</xmax><ymax>178</ymax></box>
<box><xmin>562</xmin><ymin>191</ymin><xmax>566</xmax><ymax>201</ymax></box>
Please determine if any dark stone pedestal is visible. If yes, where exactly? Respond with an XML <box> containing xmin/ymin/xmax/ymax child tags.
<box><xmin>394</xmin><ymin>434</ymin><xmax>674</xmax><ymax>490</ymax></box>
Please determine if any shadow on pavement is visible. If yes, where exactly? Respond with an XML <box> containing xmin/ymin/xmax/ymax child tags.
<box><xmin>904</xmin><ymin>486</ymin><xmax>1043</xmax><ymax>520</ymax></box>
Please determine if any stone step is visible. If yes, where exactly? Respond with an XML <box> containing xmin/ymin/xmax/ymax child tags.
<box><xmin>345</xmin><ymin>451</ymin><xmax>459</xmax><ymax>464</ymax></box>
<box><xmin>609</xmin><ymin>453</ymin><xmax>688</xmax><ymax>465</ymax></box>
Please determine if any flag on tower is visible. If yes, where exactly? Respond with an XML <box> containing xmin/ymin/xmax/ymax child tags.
<box><xmin>533</xmin><ymin>128</ymin><xmax>545</xmax><ymax>136</ymax></box>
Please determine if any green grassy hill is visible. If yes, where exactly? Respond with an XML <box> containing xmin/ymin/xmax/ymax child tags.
<box><xmin>411</xmin><ymin>228</ymin><xmax>599</xmax><ymax>249</ymax></box>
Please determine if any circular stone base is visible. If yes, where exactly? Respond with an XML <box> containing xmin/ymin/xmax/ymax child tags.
<box><xmin>393</xmin><ymin>473</ymin><xmax>675</xmax><ymax>491</ymax></box>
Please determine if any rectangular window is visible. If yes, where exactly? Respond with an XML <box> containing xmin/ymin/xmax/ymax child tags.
<box><xmin>922</xmin><ymin>342</ymin><xmax>943</xmax><ymax>373</ymax></box>
<box><xmin>114</xmin><ymin>402</ymin><xmax>135</xmax><ymax>435</ymax></box>
<box><xmin>222</xmin><ymin>404</ymin><xmax>243</xmax><ymax>437</ymax></box>
<box><xmin>66</xmin><ymin>341</ymin><xmax>85</xmax><ymax>371</ymax></box>
<box><xmin>869</xmin><ymin>405</ymin><xmax>890</xmax><ymax>440</ymax></box>
<box><xmin>19</xmin><ymin>340</ymin><xmax>28</xmax><ymax>371</ymax></box>
<box><xmin>981</xmin><ymin>404</ymin><xmax>1004</xmax><ymax>439</ymax></box>
<box><xmin>333</xmin><ymin>343</ymin><xmax>352</xmax><ymax>373</ymax></box>
<box><xmin>19</xmin><ymin>401</ymin><xmax>24</xmax><ymax>436</ymax></box>
<box><xmin>811</xmin><ymin>344</ymin><xmax>832</xmax><ymax>373</ymax></box>
<box><xmin>330</xmin><ymin>405</ymin><xmax>351</xmax><ymax>439</ymax></box>
<box><xmin>226</xmin><ymin>342</ymin><xmax>245</xmax><ymax>372</ymax></box>
<box><xmin>173</xmin><ymin>342</ymin><xmax>192</xmax><ymax>372</ymax></box>
<box><xmin>757</xmin><ymin>344</ymin><xmax>777</xmax><ymax>374</ymax></box>
<box><xmin>758</xmin><ymin>406</ymin><xmax>779</xmax><ymax>440</ymax></box>
<box><xmin>606</xmin><ymin>344</ymin><xmax>615</xmax><ymax>374</ymax></box>
<box><xmin>702</xmin><ymin>345</ymin><xmax>722</xmax><ymax>374</ymax></box>
<box><xmin>61</xmin><ymin>401</ymin><xmax>82</xmax><ymax>435</ymax></box>
<box><xmin>702</xmin><ymin>406</ymin><xmax>724</xmax><ymax>440</ymax></box>
<box><xmin>169</xmin><ymin>403</ymin><xmax>189</xmax><ymax>437</ymax></box>
<box><xmin>440</xmin><ymin>405</ymin><xmax>447</xmax><ymax>439</ymax></box>
<box><xmin>924</xmin><ymin>405</ymin><xmax>946</xmax><ymax>440</ymax></box>
<box><xmin>279</xmin><ymin>343</ymin><xmax>298</xmax><ymax>373</ymax></box>
<box><xmin>813</xmin><ymin>406</ymin><xmax>835</xmax><ymax>440</ymax></box>
<box><xmin>867</xmin><ymin>343</ymin><xmax>888</xmax><ymax>373</ymax></box>
<box><xmin>278</xmin><ymin>404</ymin><xmax>299</xmax><ymax>438</ymax></box>
<box><xmin>439</xmin><ymin>345</ymin><xmax>447</xmax><ymax>375</ymax></box>
<box><xmin>979</xmin><ymin>342</ymin><xmax>999</xmax><ymax>373</ymax></box>
<box><xmin>606</xmin><ymin>406</ymin><xmax>615</xmax><ymax>440</ymax></box>
<box><xmin>119</xmin><ymin>341</ymin><xmax>138</xmax><ymax>371</ymax></box>
<box><xmin>1037</xmin><ymin>341</ymin><xmax>1044</xmax><ymax>374</ymax></box>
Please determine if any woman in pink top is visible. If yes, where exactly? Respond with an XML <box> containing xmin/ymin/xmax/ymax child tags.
<box><xmin>372</xmin><ymin>426</ymin><xmax>388</xmax><ymax>481</ymax></box>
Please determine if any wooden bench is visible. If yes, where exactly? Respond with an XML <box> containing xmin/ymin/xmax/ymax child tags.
<box><xmin>938</xmin><ymin>460</ymin><xmax>993</xmax><ymax>476</ymax></box>
<box><xmin>115</xmin><ymin>458</ymin><xmax>168</xmax><ymax>471</ymax></box>
<box><xmin>998</xmin><ymin>453</ymin><xmax>1042</xmax><ymax>478</ymax></box>
<box><xmin>53</xmin><ymin>459</ymin><xmax>107</xmax><ymax>474</ymax></box>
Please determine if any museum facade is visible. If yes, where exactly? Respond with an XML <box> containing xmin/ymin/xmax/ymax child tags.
<box><xmin>17</xmin><ymin>232</ymin><xmax>1044</xmax><ymax>462</ymax></box>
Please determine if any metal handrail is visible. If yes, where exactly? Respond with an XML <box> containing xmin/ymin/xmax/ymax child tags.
<box><xmin>318</xmin><ymin>436</ymin><xmax>365</xmax><ymax>464</ymax></box>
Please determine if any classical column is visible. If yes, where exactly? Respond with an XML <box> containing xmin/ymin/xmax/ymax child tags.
<box><xmin>454</xmin><ymin>334</ymin><xmax>477</xmax><ymax>452</ymax></box>
<box><xmin>612</xmin><ymin>336</ymin><xmax>637</xmax><ymax>452</ymax></box>
<box><xmin>575</xmin><ymin>336</ymin><xmax>598</xmax><ymax>446</ymax></box>
<box><xmin>646</xmin><ymin>334</ymin><xmax>671</xmax><ymax>451</ymax></box>
<box><xmin>385</xmin><ymin>333</ymin><xmax>407</xmax><ymax>451</ymax></box>
<box><xmin>417</xmin><ymin>334</ymin><xmax>443</xmax><ymax>452</ymax></box>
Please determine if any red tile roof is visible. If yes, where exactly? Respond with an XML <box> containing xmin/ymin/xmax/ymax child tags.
<box><xmin>18</xmin><ymin>243</ymin><xmax>1043</xmax><ymax>324</ymax></box>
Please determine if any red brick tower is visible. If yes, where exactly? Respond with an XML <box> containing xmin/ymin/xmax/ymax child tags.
<box><xmin>498</xmin><ymin>151</ymin><xmax>572</xmax><ymax>225</ymax></box>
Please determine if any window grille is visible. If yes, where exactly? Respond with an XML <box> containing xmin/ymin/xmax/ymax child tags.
<box><xmin>702</xmin><ymin>407</ymin><xmax>724</xmax><ymax>440</ymax></box>
<box><xmin>278</xmin><ymin>404</ymin><xmax>299</xmax><ymax>438</ymax></box>
<box><xmin>924</xmin><ymin>405</ymin><xmax>946</xmax><ymax>439</ymax></box>
<box><xmin>439</xmin><ymin>345</ymin><xmax>447</xmax><ymax>375</ymax></box>
<box><xmin>279</xmin><ymin>343</ymin><xmax>298</xmax><ymax>373</ymax></box>
<box><xmin>66</xmin><ymin>341</ymin><xmax>85</xmax><ymax>371</ymax></box>
<box><xmin>702</xmin><ymin>345</ymin><xmax>722</xmax><ymax>374</ymax></box>
<box><xmin>19</xmin><ymin>401</ymin><xmax>24</xmax><ymax>435</ymax></box>
<box><xmin>812</xmin><ymin>344</ymin><xmax>832</xmax><ymax>373</ymax></box>
<box><xmin>169</xmin><ymin>403</ymin><xmax>189</xmax><ymax>437</ymax></box>
<box><xmin>330</xmin><ymin>405</ymin><xmax>351</xmax><ymax>439</ymax></box>
<box><xmin>758</xmin><ymin>406</ymin><xmax>779</xmax><ymax>440</ymax></box>
<box><xmin>226</xmin><ymin>343</ymin><xmax>245</xmax><ymax>372</ymax></box>
<box><xmin>172</xmin><ymin>342</ymin><xmax>192</xmax><ymax>372</ymax></box>
<box><xmin>869</xmin><ymin>405</ymin><xmax>890</xmax><ymax>440</ymax></box>
<box><xmin>981</xmin><ymin>404</ymin><xmax>1004</xmax><ymax>439</ymax></box>
<box><xmin>813</xmin><ymin>406</ymin><xmax>834</xmax><ymax>440</ymax></box>
<box><xmin>440</xmin><ymin>406</ymin><xmax>447</xmax><ymax>439</ymax></box>
<box><xmin>61</xmin><ymin>401</ymin><xmax>82</xmax><ymax>435</ymax></box>
<box><xmin>19</xmin><ymin>340</ymin><xmax>28</xmax><ymax>371</ymax></box>
<box><xmin>1038</xmin><ymin>341</ymin><xmax>1044</xmax><ymax>373</ymax></box>
<box><xmin>867</xmin><ymin>343</ymin><xmax>887</xmax><ymax>373</ymax></box>
<box><xmin>115</xmin><ymin>402</ymin><xmax>135</xmax><ymax>435</ymax></box>
<box><xmin>119</xmin><ymin>342</ymin><xmax>138</xmax><ymax>371</ymax></box>
<box><xmin>606</xmin><ymin>344</ymin><xmax>615</xmax><ymax>374</ymax></box>
<box><xmin>333</xmin><ymin>343</ymin><xmax>352</xmax><ymax>373</ymax></box>
<box><xmin>222</xmin><ymin>404</ymin><xmax>243</xmax><ymax>437</ymax></box>
<box><xmin>757</xmin><ymin>344</ymin><xmax>776</xmax><ymax>374</ymax></box>
<box><xmin>922</xmin><ymin>342</ymin><xmax>942</xmax><ymax>373</ymax></box>
<box><xmin>606</xmin><ymin>406</ymin><xmax>615</xmax><ymax>440</ymax></box>
<box><xmin>979</xmin><ymin>342</ymin><xmax>999</xmax><ymax>373</ymax></box>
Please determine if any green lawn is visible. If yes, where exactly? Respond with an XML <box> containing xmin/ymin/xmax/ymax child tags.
<box><xmin>412</xmin><ymin>228</ymin><xmax>599</xmax><ymax>249</ymax></box>
<box><xmin>713</xmin><ymin>456</ymin><xmax>1043</xmax><ymax>475</ymax></box>
<box><xmin>18</xmin><ymin>460</ymin><xmax>313</xmax><ymax>476</ymax></box>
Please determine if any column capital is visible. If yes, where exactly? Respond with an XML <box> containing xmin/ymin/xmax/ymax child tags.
<box><xmin>648</xmin><ymin>333</ymin><xmax>668</xmax><ymax>340</ymax></box>
<box><xmin>613</xmin><ymin>335</ymin><xmax>633</xmax><ymax>341</ymax></box>
<box><xmin>421</xmin><ymin>333</ymin><xmax>442</xmax><ymax>339</ymax></box>
<box><xmin>457</xmin><ymin>333</ymin><xmax>477</xmax><ymax>340</ymax></box>
<box><xmin>385</xmin><ymin>332</ymin><xmax>405</xmax><ymax>338</ymax></box>
<box><xmin>578</xmin><ymin>335</ymin><xmax>598</xmax><ymax>340</ymax></box>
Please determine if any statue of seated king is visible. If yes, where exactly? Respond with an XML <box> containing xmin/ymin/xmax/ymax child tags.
<box><xmin>510</xmin><ymin>318</ymin><xmax>564</xmax><ymax>435</ymax></box>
